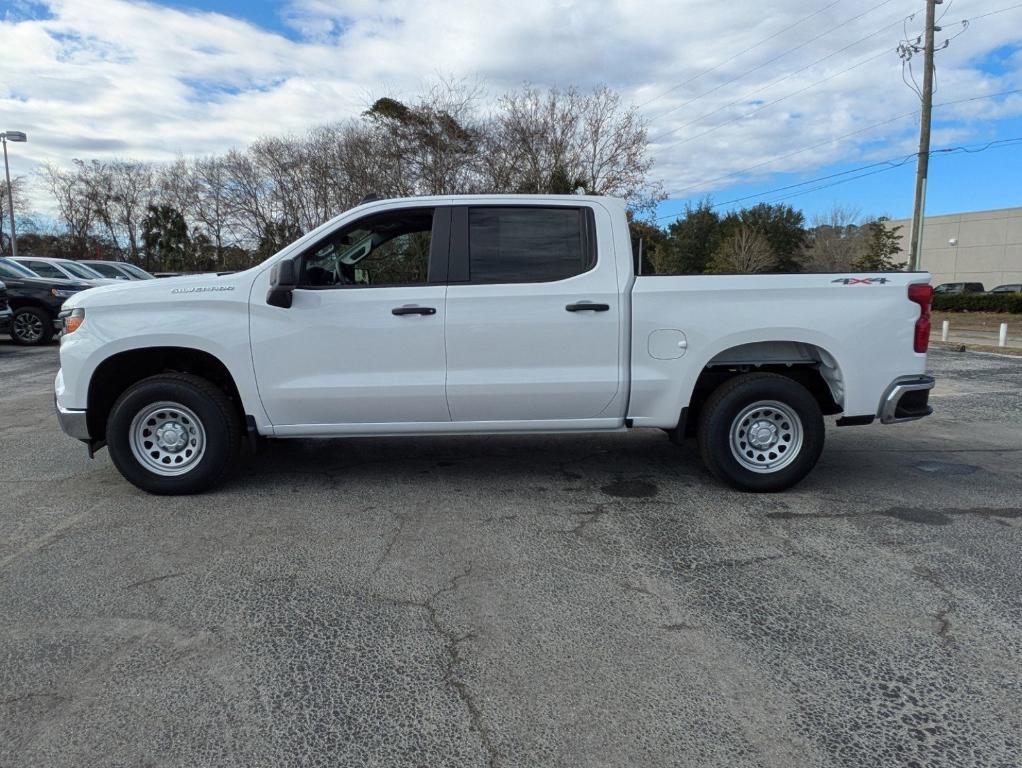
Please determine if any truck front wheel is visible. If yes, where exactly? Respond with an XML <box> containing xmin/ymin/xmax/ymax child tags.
<box><xmin>697</xmin><ymin>373</ymin><xmax>824</xmax><ymax>492</ymax></box>
<box><xmin>106</xmin><ymin>373</ymin><xmax>240</xmax><ymax>495</ymax></box>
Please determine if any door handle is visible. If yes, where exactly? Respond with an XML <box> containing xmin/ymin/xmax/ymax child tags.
<box><xmin>565</xmin><ymin>302</ymin><xmax>610</xmax><ymax>312</ymax></box>
<box><xmin>392</xmin><ymin>306</ymin><xmax>437</xmax><ymax>316</ymax></box>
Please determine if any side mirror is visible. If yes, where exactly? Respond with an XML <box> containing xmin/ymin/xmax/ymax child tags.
<box><xmin>267</xmin><ymin>258</ymin><xmax>298</xmax><ymax>308</ymax></box>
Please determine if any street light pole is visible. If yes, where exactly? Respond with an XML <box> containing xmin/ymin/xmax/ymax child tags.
<box><xmin>1</xmin><ymin>130</ymin><xmax>28</xmax><ymax>259</ymax></box>
<box><xmin>2</xmin><ymin>136</ymin><xmax>16</xmax><ymax>259</ymax></box>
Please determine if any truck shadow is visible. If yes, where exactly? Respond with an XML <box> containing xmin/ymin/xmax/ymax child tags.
<box><xmin>226</xmin><ymin>430</ymin><xmax>707</xmax><ymax>495</ymax></box>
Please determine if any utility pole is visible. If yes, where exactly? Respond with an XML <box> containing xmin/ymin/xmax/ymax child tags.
<box><xmin>907</xmin><ymin>0</ymin><xmax>939</xmax><ymax>272</ymax></box>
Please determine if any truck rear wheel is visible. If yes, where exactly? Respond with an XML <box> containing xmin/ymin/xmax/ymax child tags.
<box><xmin>106</xmin><ymin>373</ymin><xmax>240</xmax><ymax>495</ymax></box>
<box><xmin>697</xmin><ymin>372</ymin><xmax>824</xmax><ymax>492</ymax></box>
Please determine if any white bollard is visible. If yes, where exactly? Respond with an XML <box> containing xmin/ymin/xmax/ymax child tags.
<box><xmin>999</xmin><ymin>323</ymin><xmax>1008</xmax><ymax>348</ymax></box>
<box><xmin>941</xmin><ymin>320</ymin><xmax>949</xmax><ymax>341</ymax></box>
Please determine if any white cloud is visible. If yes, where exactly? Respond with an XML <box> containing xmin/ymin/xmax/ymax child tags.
<box><xmin>1</xmin><ymin>0</ymin><xmax>1020</xmax><ymax>204</ymax></box>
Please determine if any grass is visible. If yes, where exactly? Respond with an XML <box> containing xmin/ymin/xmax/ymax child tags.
<box><xmin>931</xmin><ymin>311</ymin><xmax>1022</xmax><ymax>334</ymax></box>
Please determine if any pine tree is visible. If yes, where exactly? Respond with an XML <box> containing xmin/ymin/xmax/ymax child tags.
<box><xmin>852</xmin><ymin>218</ymin><xmax>906</xmax><ymax>271</ymax></box>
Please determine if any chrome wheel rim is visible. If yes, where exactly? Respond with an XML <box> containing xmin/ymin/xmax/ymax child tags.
<box><xmin>729</xmin><ymin>400</ymin><xmax>803</xmax><ymax>474</ymax></box>
<box><xmin>13</xmin><ymin>312</ymin><xmax>43</xmax><ymax>342</ymax></box>
<box><xmin>129</xmin><ymin>401</ymin><xmax>206</xmax><ymax>476</ymax></box>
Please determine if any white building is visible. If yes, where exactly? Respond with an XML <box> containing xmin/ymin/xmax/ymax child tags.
<box><xmin>887</xmin><ymin>206</ymin><xmax>1022</xmax><ymax>289</ymax></box>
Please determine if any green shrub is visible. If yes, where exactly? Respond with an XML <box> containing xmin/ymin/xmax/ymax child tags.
<box><xmin>932</xmin><ymin>293</ymin><xmax>1022</xmax><ymax>313</ymax></box>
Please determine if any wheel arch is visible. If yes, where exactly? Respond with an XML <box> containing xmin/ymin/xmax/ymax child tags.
<box><xmin>673</xmin><ymin>339</ymin><xmax>845</xmax><ymax>440</ymax></box>
<box><xmin>9</xmin><ymin>297</ymin><xmax>55</xmax><ymax>313</ymax></box>
<box><xmin>86</xmin><ymin>346</ymin><xmax>247</xmax><ymax>441</ymax></box>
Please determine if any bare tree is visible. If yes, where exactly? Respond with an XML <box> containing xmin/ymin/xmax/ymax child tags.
<box><xmin>41</xmin><ymin>162</ymin><xmax>98</xmax><ymax>255</ymax></box>
<box><xmin>220</xmin><ymin>148</ymin><xmax>277</xmax><ymax>245</ymax></box>
<box><xmin>708</xmin><ymin>226</ymin><xmax>774</xmax><ymax>274</ymax></box>
<box><xmin>363</xmin><ymin>80</ymin><xmax>485</xmax><ymax>196</ymax></box>
<box><xmin>804</xmin><ymin>205</ymin><xmax>865</xmax><ymax>272</ymax></box>
<box><xmin>483</xmin><ymin>84</ymin><xmax>662</xmax><ymax>209</ymax></box>
<box><xmin>191</xmin><ymin>156</ymin><xmax>235</xmax><ymax>262</ymax></box>
<box><xmin>31</xmin><ymin>80</ymin><xmax>665</xmax><ymax>265</ymax></box>
<box><xmin>0</xmin><ymin>175</ymin><xmax>30</xmax><ymax>255</ymax></box>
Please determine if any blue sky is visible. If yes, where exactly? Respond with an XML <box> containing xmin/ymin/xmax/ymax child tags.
<box><xmin>2</xmin><ymin>0</ymin><xmax>1021</xmax><ymax>225</ymax></box>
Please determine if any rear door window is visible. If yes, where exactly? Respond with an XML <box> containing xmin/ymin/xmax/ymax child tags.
<box><xmin>25</xmin><ymin>260</ymin><xmax>65</xmax><ymax>279</ymax></box>
<box><xmin>466</xmin><ymin>207</ymin><xmax>595</xmax><ymax>284</ymax></box>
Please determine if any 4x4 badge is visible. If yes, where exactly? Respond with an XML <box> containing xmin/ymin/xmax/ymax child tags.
<box><xmin>832</xmin><ymin>277</ymin><xmax>890</xmax><ymax>285</ymax></box>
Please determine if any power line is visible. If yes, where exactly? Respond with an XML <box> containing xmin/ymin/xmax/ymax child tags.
<box><xmin>755</xmin><ymin>137</ymin><xmax>1022</xmax><ymax>206</ymax></box>
<box><xmin>655</xmin><ymin>48</ymin><xmax>891</xmax><ymax>152</ymax></box>
<box><xmin>655</xmin><ymin>134</ymin><xmax>1022</xmax><ymax>218</ymax></box>
<box><xmin>645</xmin><ymin>0</ymin><xmax>898</xmax><ymax>122</ymax></box>
<box><xmin>662</xmin><ymin>86</ymin><xmax>1022</xmax><ymax>201</ymax></box>
<box><xmin>969</xmin><ymin>2</ymin><xmax>1022</xmax><ymax>21</ymax></box>
<box><xmin>635</xmin><ymin>1</ymin><xmax>843</xmax><ymax>110</ymax></box>
<box><xmin>666</xmin><ymin>111</ymin><xmax>919</xmax><ymax>198</ymax></box>
<box><xmin>652</xmin><ymin>2</ymin><xmax>1013</xmax><ymax>156</ymax></box>
<box><xmin>650</xmin><ymin>16</ymin><xmax>907</xmax><ymax>145</ymax></box>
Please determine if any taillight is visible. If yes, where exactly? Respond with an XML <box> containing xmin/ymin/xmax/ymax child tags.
<box><xmin>908</xmin><ymin>283</ymin><xmax>933</xmax><ymax>353</ymax></box>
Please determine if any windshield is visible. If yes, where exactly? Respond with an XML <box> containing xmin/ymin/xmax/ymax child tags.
<box><xmin>59</xmin><ymin>260</ymin><xmax>105</xmax><ymax>280</ymax></box>
<box><xmin>120</xmin><ymin>263</ymin><xmax>154</xmax><ymax>279</ymax></box>
<box><xmin>0</xmin><ymin>257</ymin><xmax>38</xmax><ymax>278</ymax></box>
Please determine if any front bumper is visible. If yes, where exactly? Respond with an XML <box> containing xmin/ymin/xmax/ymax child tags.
<box><xmin>0</xmin><ymin>307</ymin><xmax>11</xmax><ymax>333</ymax></box>
<box><xmin>879</xmin><ymin>375</ymin><xmax>935</xmax><ymax>424</ymax></box>
<box><xmin>55</xmin><ymin>396</ymin><xmax>91</xmax><ymax>440</ymax></box>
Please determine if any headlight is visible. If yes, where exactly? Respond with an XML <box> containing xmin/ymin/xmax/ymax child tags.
<box><xmin>51</xmin><ymin>288</ymin><xmax>78</xmax><ymax>298</ymax></box>
<box><xmin>58</xmin><ymin>307</ymin><xmax>85</xmax><ymax>335</ymax></box>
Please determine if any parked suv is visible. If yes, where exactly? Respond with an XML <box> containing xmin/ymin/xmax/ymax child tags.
<box><xmin>989</xmin><ymin>284</ymin><xmax>1022</xmax><ymax>294</ymax></box>
<box><xmin>933</xmin><ymin>282</ymin><xmax>985</xmax><ymax>295</ymax></box>
<box><xmin>12</xmin><ymin>256</ymin><xmax>119</xmax><ymax>286</ymax></box>
<box><xmin>0</xmin><ymin>257</ymin><xmax>91</xmax><ymax>345</ymax></box>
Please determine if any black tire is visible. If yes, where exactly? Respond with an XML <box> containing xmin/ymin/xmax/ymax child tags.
<box><xmin>106</xmin><ymin>373</ymin><xmax>240</xmax><ymax>495</ymax></box>
<box><xmin>697</xmin><ymin>372</ymin><xmax>824</xmax><ymax>492</ymax></box>
<box><xmin>11</xmin><ymin>307</ymin><xmax>53</xmax><ymax>346</ymax></box>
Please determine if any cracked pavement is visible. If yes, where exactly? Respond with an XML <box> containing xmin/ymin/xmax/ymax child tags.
<box><xmin>1</xmin><ymin>341</ymin><xmax>1021</xmax><ymax>767</ymax></box>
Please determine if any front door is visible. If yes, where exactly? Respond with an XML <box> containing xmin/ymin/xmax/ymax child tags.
<box><xmin>250</xmin><ymin>206</ymin><xmax>452</xmax><ymax>430</ymax></box>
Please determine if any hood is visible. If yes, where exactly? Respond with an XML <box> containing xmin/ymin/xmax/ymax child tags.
<box><xmin>62</xmin><ymin>269</ymin><xmax>251</xmax><ymax>309</ymax></box>
<box><xmin>6</xmin><ymin>274</ymin><xmax>92</xmax><ymax>291</ymax></box>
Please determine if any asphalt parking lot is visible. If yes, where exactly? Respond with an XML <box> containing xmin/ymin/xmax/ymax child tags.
<box><xmin>2</xmin><ymin>341</ymin><xmax>1021</xmax><ymax>768</ymax></box>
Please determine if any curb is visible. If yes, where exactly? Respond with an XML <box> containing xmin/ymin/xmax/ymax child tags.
<box><xmin>930</xmin><ymin>340</ymin><xmax>1022</xmax><ymax>358</ymax></box>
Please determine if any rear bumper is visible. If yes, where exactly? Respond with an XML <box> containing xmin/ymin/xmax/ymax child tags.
<box><xmin>879</xmin><ymin>374</ymin><xmax>935</xmax><ymax>424</ymax></box>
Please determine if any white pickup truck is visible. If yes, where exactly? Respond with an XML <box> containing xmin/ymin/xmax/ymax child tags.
<box><xmin>54</xmin><ymin>195</ymin><xmax>935</xmax><ymax>495</ymax></box>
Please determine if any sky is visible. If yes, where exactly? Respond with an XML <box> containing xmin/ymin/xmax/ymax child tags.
<box><xmin>1</xmin><ymin>0</ymin><xmax>1021</xmax><ymax>226</ymax></box>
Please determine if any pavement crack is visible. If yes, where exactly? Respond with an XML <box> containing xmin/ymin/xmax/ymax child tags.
<box><xmin>122</xmin><ymin>572</ymin><xmax>185</xmax><ymax>590</ymax></box>
<box><xmin>661</xmin><ymin>622</ymin><xmax>702</xmax><ymax>632</ymax></box>
<box><xmin>912</xmin><ymin>566</ymin><xmax>958</xmax><ymax>645</ymax></box>
<box><xmin>768</xmin><ymin>506</ymin><xmax>1022</xmax><ymax>526</ymax></box>
<box><xmin>0</xmin><ymin>691</ymin><xmax>67</xmax><ymax>707</ymax></box>
<box><xmin>696</xmin><ymin>554</ymin><xmax>787</xmax><ymax>570</ymax></box>
<box><xmin>371</xmin><ymin>565</ymin><xmax>499</xmax><ymax>766</ymax></box>
<box><xmin>369</xmin><ymin>515</ymin><xmax>405</xmax><ymax>579</ymax></box>
<box><xmin>935</xmin><ymin>603</ymin><xmax>955</xmax><ymax>641</ymax></box>
<box><xmin>425</xmin><ymin>565</ymin><xmax>499</xmax><ymax>768</ymax></box>
<box><xmin>563</xmin><ymin>504</ymin><xmax>608</xmax><ymax>538</ymax></box>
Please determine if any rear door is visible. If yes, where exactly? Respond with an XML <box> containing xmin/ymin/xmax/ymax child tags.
<box><xmin>443</xmin><ymin>203</ymin><xmax>623</xmax><ymax>423</ymax></box>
